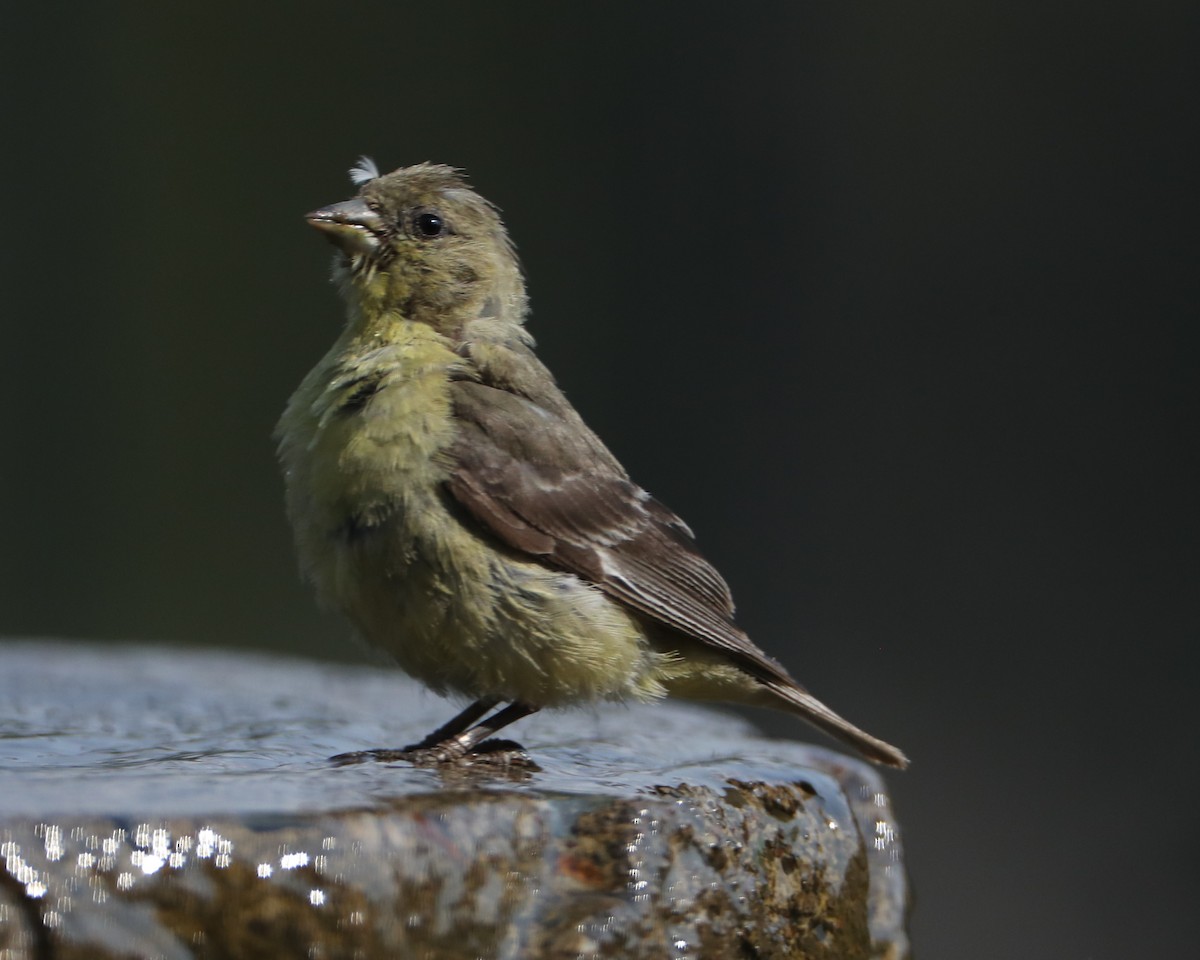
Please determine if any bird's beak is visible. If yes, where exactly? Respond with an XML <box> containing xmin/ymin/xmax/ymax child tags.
<box><xmin>305</xmin><ymin>199</ymin><xmax>385</xmax><ymax>256</ymax></box>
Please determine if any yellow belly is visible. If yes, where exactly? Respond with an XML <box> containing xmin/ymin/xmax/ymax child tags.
<box><xmin>335</xmin><ymin>504</ymin><xmax>669</xmax><ymax>707</ymax></box>
<box><xmin>278</xmin><ymin>325</ymin><xmax>668</xmax><ymax>708</ymax></box>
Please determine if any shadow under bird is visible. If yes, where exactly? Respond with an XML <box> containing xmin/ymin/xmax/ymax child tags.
<box><xmin>276</xmin><ymin>159</ymin><xmax>908</xmax><ymax>770</ymax></box>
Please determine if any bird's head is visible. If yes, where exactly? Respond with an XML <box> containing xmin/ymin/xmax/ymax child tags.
<box><xmin>306</xmin><ymin>159</ymin><xmax>527</xmax><ymax>339</ymax></box>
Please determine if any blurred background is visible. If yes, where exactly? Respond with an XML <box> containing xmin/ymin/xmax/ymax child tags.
<box><xmin>2</xmin><ymin>2</ymin><xmax>1195</xmax><ymax>956</ymax></box>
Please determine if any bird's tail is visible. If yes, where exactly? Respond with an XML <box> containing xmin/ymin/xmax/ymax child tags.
<box><xmin>766</xmin><ymin>681</ymin><xmax>910</xmax><ymax>769</ymax></box>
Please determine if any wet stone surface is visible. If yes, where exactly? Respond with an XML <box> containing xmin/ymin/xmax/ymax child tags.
<box><xmin>0</xmin><ymin>641</ymin><xmax>909</xmax><ymax>959</ymax></box>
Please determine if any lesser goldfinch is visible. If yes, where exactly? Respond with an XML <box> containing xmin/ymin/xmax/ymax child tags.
<box><xmin>276</xmin><ymin>159</ymin><xmax>908</xmax><ymax>769</ymax></box>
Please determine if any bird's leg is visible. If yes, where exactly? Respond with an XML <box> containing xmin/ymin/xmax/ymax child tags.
<box><xmin>405</xmin><ymin>702</ymin><xmax>540</xmax><ymax>764</ymax></box>
<box><xmin>402</xmin><ymin>697</ymin><xmax>502</xmax><ymax>751</ymax></box>
<box><xmin>330</xmin><ymin>700</ymin><xmax>541</xmax><ymax>767</ymax></box>
<box><xmin>450</xmin><ymin>701</ymin><xmax>540</xmax><ymax>753</ymax></box>
<box><xmin>329</xmin><ymin>697</ymin><xmax>499</xmax><ymax>765</ymax></box>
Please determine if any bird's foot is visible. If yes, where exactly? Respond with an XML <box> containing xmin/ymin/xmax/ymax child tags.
<box><xmin>329</xmin><ymin>748</ymin><xmax>419</xmax><ymax>766</ymax></box>
<box><xmin>329</xmin><ymin>738</ymin><xmax>539</xmax><ymax>771</ymax></box>
<box><xmin>459</xmin><ymin>738</ymin><xmax>541</xmax><ymax>771</ymax></box>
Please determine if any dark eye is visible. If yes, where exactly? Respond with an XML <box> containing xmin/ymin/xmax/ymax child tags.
<box><xmin>415</xmin><ymin>213</ymin><xmax>444</xmax><ymax>237</ymax></box>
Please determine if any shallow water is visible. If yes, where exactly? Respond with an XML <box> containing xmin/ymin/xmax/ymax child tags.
<box><xmin>0</xmin><ymin>640</ymin><xmax>867</xmax><ymax>817</ymax></box>
<box><xmin>0</xmin><ymin>641</ymin><xmax>909</xmax><ymax>959</ymax></box>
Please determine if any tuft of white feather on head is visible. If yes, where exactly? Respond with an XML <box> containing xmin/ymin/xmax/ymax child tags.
<box><xmin>348</xmin><ymin>156</ymin><xmax>380</xmax><ymax>186</ymax></box>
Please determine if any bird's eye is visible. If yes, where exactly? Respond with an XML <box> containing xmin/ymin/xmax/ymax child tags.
<box><xmin>415</xmin><ymin>213</ymin><xmax>445</xmax><ymax>238</ymax></box>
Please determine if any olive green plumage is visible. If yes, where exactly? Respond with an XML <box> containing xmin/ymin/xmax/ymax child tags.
<box><xmin>276</xmin><ymin>162</ymin><xmax>907</xmax><ymax>768</ymax></box>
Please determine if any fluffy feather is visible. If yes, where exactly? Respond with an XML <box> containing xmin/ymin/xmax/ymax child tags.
<box><xmin>348</xmin><ymin>155</ymin><xmax>380</xmax><ymax>186</ymax></box>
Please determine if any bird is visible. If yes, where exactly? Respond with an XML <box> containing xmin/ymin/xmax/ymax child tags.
<box><xmin>275</xmin><ymin>158</ymin><xmax>908</xmax><ymax>769</ymax></box>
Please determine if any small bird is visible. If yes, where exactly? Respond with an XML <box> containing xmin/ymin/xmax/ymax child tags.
<box><xmin>276</xmin><ymin>159</ymin><xmax>908</xmax><ymax>769</ymax></box>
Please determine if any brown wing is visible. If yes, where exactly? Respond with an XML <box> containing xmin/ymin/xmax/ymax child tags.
<box><xmin>444</xmin><ymin>345</ymin><xmax>796</xmax><ymax>689</ymax></box>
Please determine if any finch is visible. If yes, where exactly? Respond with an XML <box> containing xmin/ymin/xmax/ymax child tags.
<box><xmin>276</xmin><ymin>159</ymin><xmax>908</xmax><ymax>769</ymax></box>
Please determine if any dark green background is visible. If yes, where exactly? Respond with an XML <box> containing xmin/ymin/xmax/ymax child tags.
<box><xmin>2</xmin><ymin>3</ymin><xmax>1195</xmax><ymax>957</ymax></box>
